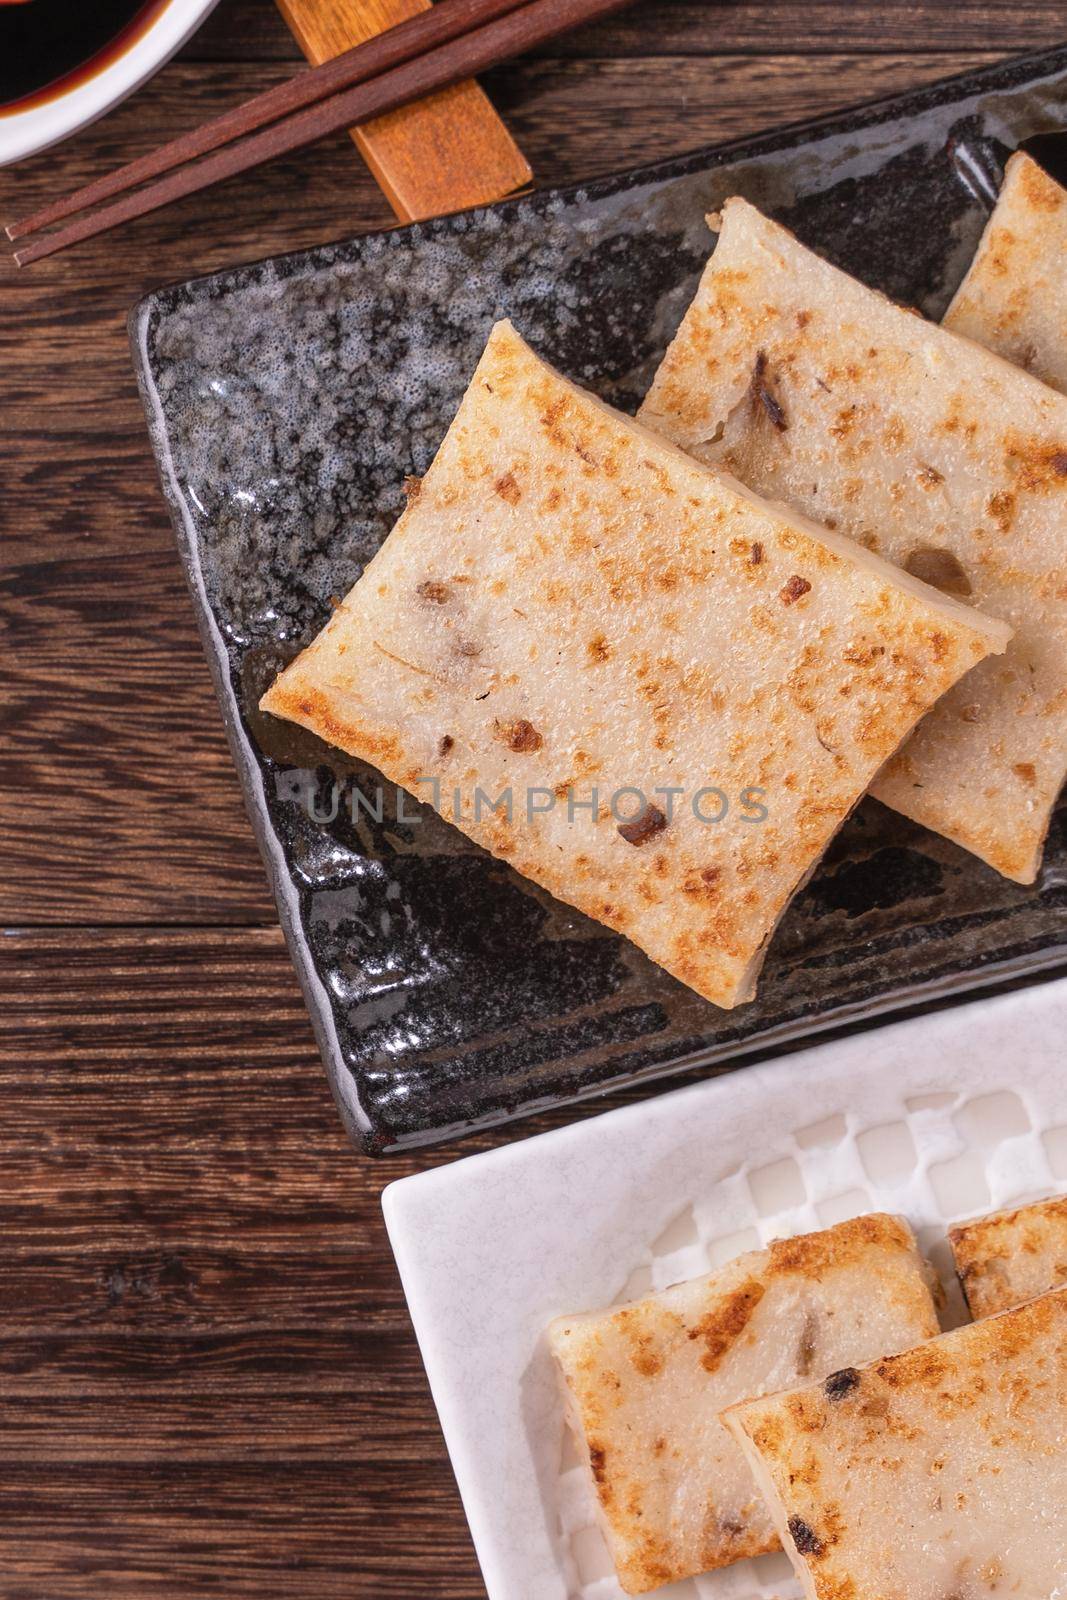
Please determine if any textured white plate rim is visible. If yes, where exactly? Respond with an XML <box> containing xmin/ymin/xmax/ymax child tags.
<box><xmin>383</xmin><ymin>975</ymin><xmax>1067</xmax><ymax>1600</ymax></box>
<box><xmin>0</xmin><ymin>0</ymin><xmax>220</xmax><ymax>168</ymax></box>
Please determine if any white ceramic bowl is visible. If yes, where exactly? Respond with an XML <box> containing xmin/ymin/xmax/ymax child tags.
<box><xmin>0</xmin><ymin>0</ymin><xmax>221</xmax><ymax>168</ymax></box>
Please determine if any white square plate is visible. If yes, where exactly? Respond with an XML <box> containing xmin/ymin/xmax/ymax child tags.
<box><xmin>383</xmin><ymin>978</ymin><xmax>1067</xmax><ymax>1600</ymax></box>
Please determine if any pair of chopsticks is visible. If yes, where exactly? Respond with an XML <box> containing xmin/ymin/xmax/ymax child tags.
<box><xmin>8</xmin><ymin>0</ymin><xmax>638</xmax><ymax>267</ymax></box>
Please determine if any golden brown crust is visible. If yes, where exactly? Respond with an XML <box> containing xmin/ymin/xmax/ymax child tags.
<box><xmin>691</xmin><ymin>1279</ymin><xmax>766</xmax><ymax>1374</ymax></box>
<box><xmin>549</xmin><ymin>1213</ymin><xmax>937</xmax><ymax>1592</ymax></box>
<box><xmin>949</xmin><ymin>1194</ymin><xmax>1067</xmax><ymax>1317</ymax></box>
<box><xmin>724</xmin><ymin>1288</ymin><xmax>1067</xmax><ymax>1600</ymax></box>
<box><xmin>260</xmin><ymin>676</ymin><xmax>405</xmax><ymax>770</ymax></box>
<box><xmin>766</xmin><ymin>1212</ymin><xmax>911</xmax><ymax>1273</ymax></box>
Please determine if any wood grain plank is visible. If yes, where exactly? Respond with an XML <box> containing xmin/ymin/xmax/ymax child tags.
<box><xmin>0</xmin><ymin>1463</ymin><xmax>483</xmax><ymax>1599</ymax></box>
<box><xmin>0</xmin><ymin>1330</ymin><xmax>418</xmax><ymax>1393</ymax></box>
<box><xmin>0</xmin><ymin>1250</ymin><xmax>406</xmax><ymax>1334</ymax></box>
<box><xmin>185</xmin><ymin>0</ymin><xmax>1067</xmax><ymax>59</ymax></box>
<box><xmin>0</xmin><ymin>924</ymin><xmax>479</xmax><ymax>1594</ymax></box>
<box><xmin>483</xmin><ymin>51</ymin><xmax>999</xmax><ymax>175</ymax></box>
<box><xmin>0</xmin><ymin>1391</ymin><xmax>446</xmax><ymax>1460</ymax></box>
<box><xmin>0</xmin><ymin>927</ymin><xmax>336</xmax><ymax>1249</ymax></box>
<box><xmin>0</xmin><ymin>550</ymin><xmax>273</xmax><ymax>924</ymax></box>
<box><xmin>533</xmin><ymin>2</ymin><xmax>1067</xmax><ymax>57</ymax></box>
<box><xmin>0</xmin><ymin>925</ymin><xmax>609</xmax><ymax>1248</ymax></box>
<box><xmin>274</xmin><ymin>0</ymin><xmax>531</xmax><ymax>220</ymax></box>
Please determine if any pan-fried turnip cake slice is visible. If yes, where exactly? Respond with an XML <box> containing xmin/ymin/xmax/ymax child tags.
<box><xmin>945</xmin><ymin>152</ymin><xmax>1067</xmax><ymax>394</ymax></box>
<box><xmin>950</xmin><ymin>1193</ymin><xmax>1067</xmax><ymax>1317</ymax></box>
<box><xmin>547</xmin><ymin>1214</ymin><xmax>938</xmax><ymax>1593</ymax></box>
<box><xmin>724</xmin><ymin>1286</ymin><xmax>1067</xmax><ymax>1600</ymax></box>
<box><xmin>262</xmin><ymin>321</ymin><xmax>1008</xmax><ymax>1009</ymax></box>
<box><xmin>639</xmin><ymin>197</ymin><xmax>1067</xmax><ymax>884</ymax></box>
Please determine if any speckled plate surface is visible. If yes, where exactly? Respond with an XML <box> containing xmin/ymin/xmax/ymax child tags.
<box><xmin>132</xmin><ymin>47</ymin><xmax>1067</xmax><ymax>1155</ymax></box>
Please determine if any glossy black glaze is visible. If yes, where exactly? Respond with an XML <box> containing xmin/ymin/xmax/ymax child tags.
<box><xmin>131</xmin><ymin>47</ymin><xmax>1067</xmax><ymax>1153</ymax></box>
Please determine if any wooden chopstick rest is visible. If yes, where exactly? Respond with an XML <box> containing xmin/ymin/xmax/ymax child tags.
<box><xmin>275</xmin><ymin>0</ymin><xmax>532</xmax><ymax>221</ymax></box>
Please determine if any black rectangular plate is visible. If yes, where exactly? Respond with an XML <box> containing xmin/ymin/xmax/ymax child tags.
<box><xmin>132</xmin><ymin>46</ymin><xmax>1067</xmax><ymax>1154</ymax></box>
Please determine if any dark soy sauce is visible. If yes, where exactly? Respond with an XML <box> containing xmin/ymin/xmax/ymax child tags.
<box><xmin>0</xmin><ymin>0</ymin><xmax>171</xmax><ymax>114</ymax></box>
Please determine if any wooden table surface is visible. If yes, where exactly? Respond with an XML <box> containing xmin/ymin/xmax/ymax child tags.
<box><xmin>1</xmin><ymin>3</ymin><xmax>1064</xmax><ymax>1594</ymax></box>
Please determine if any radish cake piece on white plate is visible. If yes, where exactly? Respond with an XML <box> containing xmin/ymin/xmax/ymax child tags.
<box><xmin>548</xmin><ymin>1213</ymin><xmax>939</xmax><ymax>1593</ymax></box>
<box><xmin>724</xmin><ymin>1286</ymin><xmax>1067</xmax><ymax>1600</ymax></box>
<box><xmin>949</xmin><ymin>1192</ymin><xmax>1067</xmax><ymax>1316</ymax></box>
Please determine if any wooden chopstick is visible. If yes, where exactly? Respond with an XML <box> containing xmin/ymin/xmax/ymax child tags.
<box><xmin>10</xmin><ymin>0</ymin><xmax>638</xmax><ymax>267</ymax></box>
<box><xmin>6</xmin><ymin>0</ymin><xmax>532</xmax><ymax>246</ymax></box>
